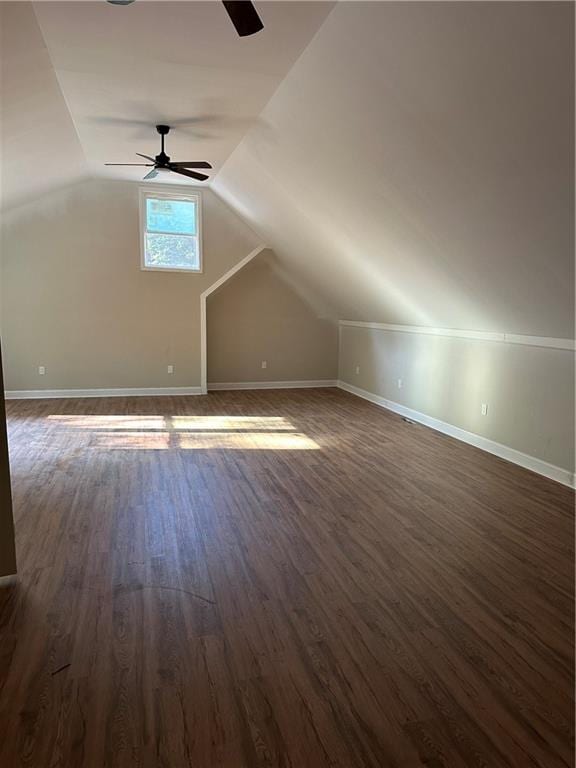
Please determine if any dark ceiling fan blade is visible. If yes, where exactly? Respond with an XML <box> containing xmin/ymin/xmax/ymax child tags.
<box><xmin>105</xmin><ymin>124</ymin><xmax>211</xmax><ymax>180</ymax></box>
<box><xmin>170</xmin><ymin>167</ymin><xmax>209</xmax><ymax>182</ymax></box>
<box><xmin>222</xmin><ymin>1</ymin><xmax>263</xmax><ymax>37</ymax></box>
<box><xmin>105</xmin><ymin>1</ymin><xmax>264</xmax><ymax>38</ymax></box>
<box><xmin>169</xmin><ymin>161</ymin><xmax>213</xmax><ymax>169</ymax></box>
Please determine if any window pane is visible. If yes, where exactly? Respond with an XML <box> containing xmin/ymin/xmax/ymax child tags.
<box><xmin>145</xmin><ymin>233</ymin><xmax>199</xmax><ymax>270</ymax></box>
<box><xmin>146</xmin><ymin>198</ymin><xmax>196</xmax><ymax>235</ymax></box>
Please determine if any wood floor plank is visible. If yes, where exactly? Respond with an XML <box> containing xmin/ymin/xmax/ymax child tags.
<box><xmin>0</xmin><ymin>389</ymin><xmax>573</xmax><ymax>767</ymax></box>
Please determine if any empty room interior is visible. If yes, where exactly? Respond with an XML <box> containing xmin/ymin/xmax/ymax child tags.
<box><xmin>0</xmin><ymin>1</ymin><xmax>574</xmax><ymax>766</ymax></box>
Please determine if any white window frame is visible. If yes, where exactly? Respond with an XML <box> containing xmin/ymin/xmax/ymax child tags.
<box><xmin>139</xmin><ymin>187</ymin><xmax>203</xmax><ymax>273</ymax></box>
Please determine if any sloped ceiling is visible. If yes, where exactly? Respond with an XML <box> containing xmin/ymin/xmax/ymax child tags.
<box><xmin>31</xmin><ymin>0</ymin><xmax>333</xmax><ymax>183</ymax></box>
<box><xmin>1</xmin><ymin>2</ymin><xmax>573</xmax><ymax>336</ymax></box>
<box><xmin>214</xmin><ymin>1</ymin><xmax>574</xmax><ymax>336</ymax></box>
<box><xmin>0</xmin><ymin>2</ymin><xmax>89</xmax><ymax>210</ymax></box>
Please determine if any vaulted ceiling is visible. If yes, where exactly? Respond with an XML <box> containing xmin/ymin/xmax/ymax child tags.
<box><xmin>35</xmin><ymin>0</ymin><xmax>333</xmax><ymax>180</ymax></box>
<box><xmin>1</xmin><ymin>1</ymin><xmax>573</xmax><ymax>335</ymax></box>
<box><xmin>1</xmin><ymin>0</ymin><xmax>333</xmax><ymax>205</ymax></box>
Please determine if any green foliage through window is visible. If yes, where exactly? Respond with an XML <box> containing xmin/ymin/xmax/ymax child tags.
<box><xmin>143</xmin><ymin>194</ymin><xmax>201</xmax><ymax>271</ymax></box>
<box><xmin>145</xmin><ymin>234</ymin><xmax>199</xmax><ymax>269</ymax></box>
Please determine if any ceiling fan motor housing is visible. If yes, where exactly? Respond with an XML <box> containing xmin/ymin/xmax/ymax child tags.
<box><xmin>155</xmin><ymin>153</ymin><xmax>170</xmax><ymax>166</ymax></box>
<box><xmin>155</xmin><ymin>125</ymin><xmax>170</xmax><ymax>165</ymax></box>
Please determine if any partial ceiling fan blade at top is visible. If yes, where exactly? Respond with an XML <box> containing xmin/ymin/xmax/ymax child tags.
<box><xmin>169</xmin><ymin>161</ymin><xmax>212</xmax><ymax>169</ymax></box>
<box><xmin>105</xmin><ymin>0</ymin><xmax>263</xmax><ymax>38</ymax></box>
<box><xmin>170</xmin><ymin>167</ymin><xmax>209</xmax><ymax>182</ymax></box>
<box><xmin>136</xmin><ymin>152</ymin><xmax>156</xmax><ymax>162</ymax></box>
<box><xmin>222</xmin><ymin>1</ymin><xmax>263</xmax><ymax>37</ymax></box>
<box><xmin>105</xmin><ymin>162</ymin><xmax>154</xmax><ymax>166</ymax></box>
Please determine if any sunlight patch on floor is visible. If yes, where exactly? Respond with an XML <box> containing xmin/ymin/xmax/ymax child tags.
<box><xmin>171</xmin><ymin>416</ymin><xmax>295</xmax><ymax>431</ymax></box>
<box><xmin>47</xmin><ymin>414</ymin><xmax>319</xmax><ymax>450</ymax></box>
<box><xmin>95</xmin><ymin>431</ymin><xmax>172</xmax><ymax>450</ymax></box>
<box><xmin>48</xmin><ymin>415</ymin><xmax>296</xmax><ymax>431</ymax></box>
<box><xmin>178</xmin><ymin>432</ymin><xmax>318</xmax><ymax>450</ymax></box>
<box><xmin>47</xmin><ymin>415</ymin><xmax>166</xmax><ymax>430</ymax></box>
<box><xmin>94</xmin><ymin>431</ymin><xmax>319</xmax><ymax>450</ymax></box>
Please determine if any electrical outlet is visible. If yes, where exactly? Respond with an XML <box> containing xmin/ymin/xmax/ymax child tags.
<box><xmin>38</xmin><ymin>366</ymin><xmax>46</xmax><ymax>376</ymax></box>
<box><xmin>261</xmin><ymin>361</ymin><xmax>267</xmax><ymax>369</ymax></box>
<box><xmin>167</xmin><ymin>364</ymin><xmax>174</xmax><ymax>374</ymax></box>
<box><xmin>355</xmin><ymin>366</ymin><xmax>360</xmax><ymax>375</ymax></box>
<box><xmin>397</xmin><ymin>378</ymin><xmax>403</xmax><ymax>389</ymax></box>
<box><xmin>481</xmin><ymin>403</ymin><xmax>488</xmax><ymax>416</ymax></box>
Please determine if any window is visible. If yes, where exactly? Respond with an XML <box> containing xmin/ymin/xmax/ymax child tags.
<box><xmin>140</xmin><ymin>189</ymin><xmax>202</xmax><ymax>272</ymax></box>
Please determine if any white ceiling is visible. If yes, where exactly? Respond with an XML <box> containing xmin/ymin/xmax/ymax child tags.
<box><xmin>31</xmin><ymin>0</ymin><xmax>334</xmax><ymax>185</ymax></box>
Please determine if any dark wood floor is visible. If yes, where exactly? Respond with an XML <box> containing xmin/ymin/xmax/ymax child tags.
<box><xmin>0</xmin><ymin>389</ymin><xmax>573</xmax><ymax>767</ymax></box>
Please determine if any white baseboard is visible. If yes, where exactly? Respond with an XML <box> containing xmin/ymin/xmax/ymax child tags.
<box><xmin>5</xmin><ymin>386</ymin><xmax>203</xmax><ymax>400</ymax></box>
<box><xmin>338</xmin><ymin>380</ymin><xmax>575</xmax><ymax>489</ymax></box>
<box><xmin>208</xmin><ymin>380</ymin><xmax>338</xmax><ymax>391</ymax></box>
<box><xmin>5</xmin><ymin>382</ymin><xmax>337</xmax><ymax>398</ymax></box>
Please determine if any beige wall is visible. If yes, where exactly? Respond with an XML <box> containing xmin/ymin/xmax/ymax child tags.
<box><xmin>339</xmin><ymin>325</ymin><xmax>575</xmax><ymax>473</ymax></box>
<box><xmin>207</xmin><ymin>251</ymin><xmax>337</xmax><ymax>384</ymax></box>
<box><xmin>0</xmin><ymin>343</ymin><xmax>16</xmax><ymax>577</ymax></box>
<box><xmin>0</xmin><ymin>180</ymin><xmax>260</xmax><ymax>390</ymax></box>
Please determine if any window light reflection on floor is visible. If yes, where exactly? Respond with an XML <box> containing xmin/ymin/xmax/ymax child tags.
<box><xmin>95</xmin><ymin>431</ymin><xmax>172</xmax><ymax>450</ymax></box>
<box><xmin>47</xmin><ymin>415</ymin><xmax>166</xmax><ymax>430</ymax></box>
<box><xmin>171</xmin><ymin>416</ymin><xmax>295</xmax><ymax>431</ymax></box>
<box><xmin>47</xmin><ymin>415</ymin><xmax>296</xmax><ymax>431</ymax></box>
<box><xmin>46</xmin><ymin>414</ymin><xmax>320</xmax><ymax>450</ymax></box>
<box><xmin>95</xmin><ymin>431</ymin><xmax>319</xmax><ymax>451</ymax></box>
<box><xmin>179</xmin><ymin>432</ymin><xmax>318</xmax><ymax>450</ymax></box>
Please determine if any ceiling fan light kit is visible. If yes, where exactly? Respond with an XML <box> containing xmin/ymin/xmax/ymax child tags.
<box><xmin>105</xmin><ymin>125</ymin><xmax>213</xmax><ymax>182</ymax></box>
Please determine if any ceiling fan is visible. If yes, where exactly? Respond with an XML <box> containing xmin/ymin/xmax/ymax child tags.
<box><xmin>107</xmin><ymin>0</ymin><xmax>264</xmax><ymax>38</ymax></box>
<box><xmin>105</xmin><ymin>125</ymin><xmax>212</xmax><ymax>182</ymax></box>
